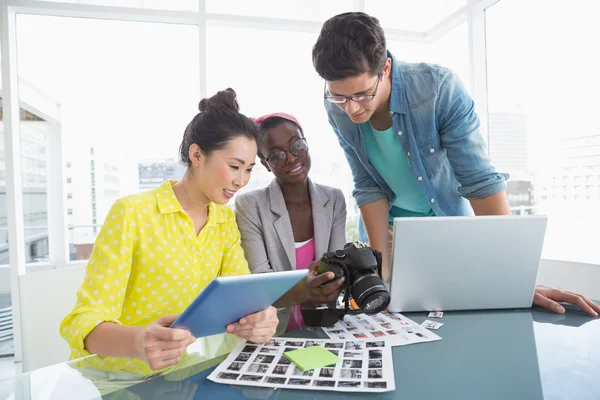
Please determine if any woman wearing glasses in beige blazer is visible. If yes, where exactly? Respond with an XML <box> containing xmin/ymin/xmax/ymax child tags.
<box><xmin>235</xmin><ymin>113</ymin><xmax>347</xmax><ymax>332</ymax></box>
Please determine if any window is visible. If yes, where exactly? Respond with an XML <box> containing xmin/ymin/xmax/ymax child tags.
<box><xmin>17</xmin><ymin>15</ymin><xmax>200</xmax><ymax>261</ymax></box>
<box><xmin>206</xmin><ymin>26</ymin><xmax>358</xmax><ymax>239</ymax></box>
<box><xmin>366</xmin><ymin>0</ymin><xmax>466</xmax><ymax>31</ymax></box>
<box><xmin>387</xmin><ymin>23</ymin><xmax>471</xmax><ymax>95</ymax></box>
<box><xmin>18</xmin><ymin>106</ymin><xmax>51</xmax><ymax>264</ymax></box>
<box><xmin>0</xmin><ymin>112</ymin><xmax>5</xmax><ymax>266</ymax></box>
<box><xmin>37</xmin><ymin>0</ymin><xmax>199</xmax><ymax>11</ymax></box>
<box><xmin>486</xmin><ymin>0</ymin><xmax>600</xmax><ymax>264</ymax></box>
<box><xmin>206</xmin><ymin>0</ymin><xmax>348</xmax><ymax>21</ymax></box>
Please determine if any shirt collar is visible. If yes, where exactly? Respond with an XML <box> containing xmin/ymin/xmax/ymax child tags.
<box><xmin>388</xmin><ymin>51</ymin><xmax>407</xmax><ymax>115</ymax></box>
<box><xmin>154</xmin><ymin>180</ymin><xmax>225</xmax><ymax>225</ymax></box>
<box><xmin>155</xmin><ymin>180</ymin><xmax>183</xmax><ymax>214</ymax></box>
<box><xmin>206</xmin><ymin>202</ymin><xmax>225</xmax><ymax>226</ymax></box>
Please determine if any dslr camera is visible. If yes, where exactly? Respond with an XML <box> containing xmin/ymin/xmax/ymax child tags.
<box><xmin>301</xmin><ymin>242</ymin><xmax>391</xmax><ymax>327</ymax></box>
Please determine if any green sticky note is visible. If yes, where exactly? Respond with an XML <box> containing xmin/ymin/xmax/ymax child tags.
<box><xmin>284</xmin><ymin>345</ymin><xmax>342</xmax><ymax>372</ymax></box>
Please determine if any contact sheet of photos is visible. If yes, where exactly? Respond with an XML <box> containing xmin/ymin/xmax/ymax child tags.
<box><xmin>207</xmin><ymin>338</ymin><xmax>395</xmax><ymax>393</ymax></box>
<box><xmin>323</xmin><ymin>311</ymin><xmax>441</xmax><ymax>346</ymax></box>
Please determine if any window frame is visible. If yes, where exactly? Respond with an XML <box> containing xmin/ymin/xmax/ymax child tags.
<box><xmin>4</xmin><ymin>0</ymin><xmax>586</xmax><ymax>364</ymax></box>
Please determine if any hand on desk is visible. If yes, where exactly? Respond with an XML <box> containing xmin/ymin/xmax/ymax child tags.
<box><xmin>533</xmin><ymin>285</ymin><xmax>600</xmax><ymax>317</ymax></box>
<box><xmin>226</xmin><ymin>306</ymin><xmax>278</xmax><ymax>344</ymax></box>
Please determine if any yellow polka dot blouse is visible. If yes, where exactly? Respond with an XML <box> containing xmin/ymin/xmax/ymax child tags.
<box><xmin>60</xmin><ymin>180</ymin><xmax>249</xmax><ymax>375</ymax></box>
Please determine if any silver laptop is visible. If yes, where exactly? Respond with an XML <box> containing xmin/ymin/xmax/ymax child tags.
<box><xmin>388</xmin><ymin>215</ymin><xmax>548</xmax><ymax>313</ymax></box>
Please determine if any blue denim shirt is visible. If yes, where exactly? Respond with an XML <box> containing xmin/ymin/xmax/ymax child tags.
<box><xmin>325</xmin><ymin>52</ymin><xmax>509</xmax><ymax>217</ymax></box>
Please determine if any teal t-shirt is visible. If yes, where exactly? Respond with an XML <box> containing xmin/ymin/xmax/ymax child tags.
<box><xmin>361</xmin><ymin>122</ymin><xmax>435</xmax><ymax>225</ymax></box>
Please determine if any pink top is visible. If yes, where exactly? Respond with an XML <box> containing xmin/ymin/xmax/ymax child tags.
<box><xmin>286</xmin><ymin>237</ymin><xmax>315</xmax><ymax>332</ymax></box>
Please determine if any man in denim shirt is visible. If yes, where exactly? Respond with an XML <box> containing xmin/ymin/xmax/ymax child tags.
<box><xmin>312</xmin><ymin>12</ymin><xmax>600</xmax><ymax>317</ymax></box>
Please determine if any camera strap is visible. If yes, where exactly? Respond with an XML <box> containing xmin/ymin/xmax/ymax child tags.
<box><xmin>325</xmin><ymin>259</ymin><xmax>355</xmax><ymax>319</ymax></box>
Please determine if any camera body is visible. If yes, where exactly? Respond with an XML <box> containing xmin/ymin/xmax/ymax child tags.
<box><xmin>301</xmin><ymin>242</ymin><xmax>390</xmax><ymax>327</ymax></box>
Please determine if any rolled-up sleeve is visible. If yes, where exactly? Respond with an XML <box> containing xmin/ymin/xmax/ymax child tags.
<box><xmin>219</xmin><ymin>210</ymin><xmax>251</xmax><ymax>277</ymax></box>
<box><xmin>60</xmin><ymin>199</ymin><xmax>134</xmax><ymax>358</ymax></box>
<box><xmin>435</xmin><ymin>69</ymin><xmax>509</xmax><ymax>198</ymax></box>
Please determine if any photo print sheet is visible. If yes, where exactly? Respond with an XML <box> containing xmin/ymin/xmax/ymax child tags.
<box><xmin>208</xmin><ymin>338</ymin><xmax>395</xmax><ymax>393</ymax></box>
<box><xmin>322</xmin><ymin>311</ymin><xmax>441</xmax><ymax>346</ymax></box>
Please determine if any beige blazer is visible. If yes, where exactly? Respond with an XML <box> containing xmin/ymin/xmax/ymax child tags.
<box><xmin>235</xmin><ymin>178</ymin><xmax>347</xmax><ymax>273</ymax></box>
<box><xmin>234</xmin><ymin>178</ymin><xmax>347</xmax><ymax>333</ymax></box>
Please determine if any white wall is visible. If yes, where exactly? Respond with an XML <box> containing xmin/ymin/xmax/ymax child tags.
<box><xmin>18</xmin><ymin>265</ymin><xmax>85</xmax><ymax>371</ymax></box>
<box><xmin>0</xmin><ymin>264</ymin><xmax>55</xmax><ymax>293</ymax></box>
<box><xmin>537</xmin><ymin>259</ymin><xmax>600</xmax><ymax>300</ymax></box>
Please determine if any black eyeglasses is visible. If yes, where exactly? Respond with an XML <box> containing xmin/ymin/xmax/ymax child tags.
<box><xmin>324</xmin><ymin>74</ymin><xmax>382</xmax><ymax>104</ymax></box>
<box><xmin>265</xmin><ymin>138</ymin><xmax>309</xmax><ymax>168</ymax></box>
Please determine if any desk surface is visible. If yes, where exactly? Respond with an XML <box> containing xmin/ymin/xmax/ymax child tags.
<box><xmin>1</xmin><ymin>306</ymin><xmax>599</xmax><ymax>400</ymax></box>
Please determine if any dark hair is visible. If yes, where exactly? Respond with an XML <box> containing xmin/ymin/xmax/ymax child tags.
<box><xmin>179</xmin><ymin>88</ymin><xmax>258</xmax><ymax>166</ymax></box>
<box><xmin>312</xmin><ymin>12</ymin><xmax>387</xmax><ymax>81</ymax></box>
<box><xmin>256</xmin><ymin>117</ymin><xmax>303</xmax><ymax>159</ymax></box>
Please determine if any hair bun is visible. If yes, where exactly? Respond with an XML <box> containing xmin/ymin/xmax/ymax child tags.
<box><xmin>198</xmin><ymin>88</ymin><xmax>239</xmax><ymax>112</ymax></box>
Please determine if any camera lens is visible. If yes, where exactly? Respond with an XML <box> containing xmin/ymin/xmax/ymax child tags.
<box><xmin>363</xmin><ymin>296</ymin><xmax>388</xmax><ymax>313</ymax></box>
<box><xmin>350</xmin><ymin>272</ymin><xmax>390</xmax><ymax>314</ymax></box>
<box><xmin>360</xmin><ymin>290</ymin><xmax>390</xmax><ymax>314</ymax></box>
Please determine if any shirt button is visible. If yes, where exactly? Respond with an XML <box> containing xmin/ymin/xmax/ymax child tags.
<box><xmin>407</xmin><ymin>152</ymin><xmax>411</xmax><ymax>157</ymax></box>
<box><xmin>430</xmin><ymin>198</ymin><xmax>435</xmax><ymax>203</ymax></box>
<box><xmin>430</xmin><ymin>148</ymin><xmax>435</xmax><ymax>153</ymax></box>
<box><xmin>417</xmin><ymin>176</ymin><xmax>423</xmax><ymax>181</ymax></box>
<box><xmin>397</xmin><ymin>130</ymin><xmax>403</xmax><ymax>136</ymax></box>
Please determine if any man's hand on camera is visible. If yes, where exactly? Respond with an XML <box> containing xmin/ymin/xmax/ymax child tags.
<box><xmin>301</xmin><ymin>261</ymin><xmax>345</xmax><ymax>304</ymax></box>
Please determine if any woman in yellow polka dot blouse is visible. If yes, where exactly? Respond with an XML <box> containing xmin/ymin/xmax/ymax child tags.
<box><xmin>61</xmin><ymin>89</ymin><xmax>280</xmax><ymax>375</ymax></box>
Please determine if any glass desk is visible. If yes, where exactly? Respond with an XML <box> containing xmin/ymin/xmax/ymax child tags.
<box><xmin>1</xmin><ymin>305</ymin><xmax>598</xmax><ymax>400</ymax></box>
